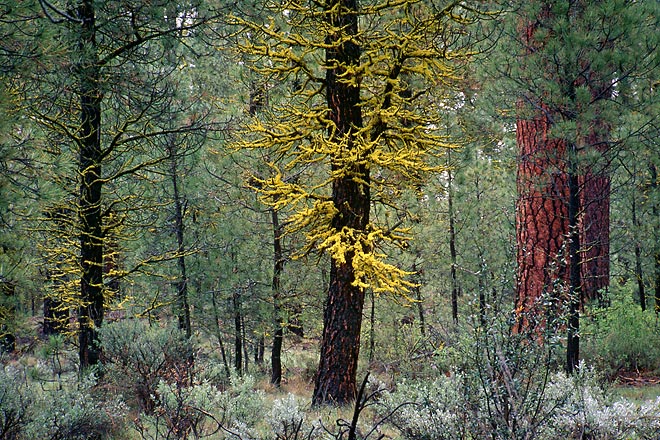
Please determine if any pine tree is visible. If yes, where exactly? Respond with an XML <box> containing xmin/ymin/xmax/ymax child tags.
<box><xmin>13</xmin><ymin>0</ymin><xmax>218</xmax><ymax>369</ymax></box>
<box><xmin>505</xmin><ymin>0</ymin><xmax>659</xmax><ymax>371</ymax></box>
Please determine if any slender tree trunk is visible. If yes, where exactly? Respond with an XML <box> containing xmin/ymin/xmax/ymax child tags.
<box><xmin>368</xmin><ymin>289</ymin><xmax>375</xmax><ymax>363</ymax></box>
<box><xmin>167</xmin><ymin>138</ymin><xmax>191</xmax><ymax>338</ymax></box>
<box><xmin>655</xmin><ymin>252</ymin><xmax>660</xmax><ymax>314</ymax></box>
<box><xmin>566</xmin><ymin>152</ymin><xmax>581</xmax><ymax>374</ymax></box>
<box><xmin>77</xmin><ymin>0</ymin><xmax>104</xmax><ymax>371</ymax></box>
<box><xmin>242</xmin><ymin>315</ymin><xmax>249</xmax><ymax>373</ymax></box>
<box><xmin>650</xmin><ymin>164</ymin><xmax>660</xmax><ymax>313</ymax></box>
<box><xmin>255</xmin><ymin>336</ymin><xmax>264</xmax><ymax>366</ymax></box>
<box><xmin>411</xmin><ymin>259</ymin><xmax>426</xmax><ymax>337</ymax></box>
<box><xmin>270</xmin><ymin>207</ymin><xmax>284</xmax><ymax>385</ymax></box>
<box><xmin>478</xmin><ymin>258</ymin><xmax>488</xmax><ymax>327</ymax></box>
<box><xmin>632</xmin><ymin>195</ymin><xmax>646</xmax><ymax>311</ymax></box>
<box><xmin>312</xmin><ymin>0</ymin><xmax>367</xmax><ymax>406</ymax></box>
<box><xmin>447</xmin><ymin>162</ymin><xmax>459</xmax><ymax>324</ymax></box>
<box><xmin>233</xmin><ymin>289</ymin><xmax>242</xmax><ymax>375</ymax></box>
<box><xmin>211</xmin><ymin>289</ymin><xmax>231</xmax><ymax>378</ymax></box>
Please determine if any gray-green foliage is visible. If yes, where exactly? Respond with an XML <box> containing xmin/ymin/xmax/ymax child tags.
<box><xmin>99</xmin><ymin>319</ymin><xmax>193</xmax><ymax>412</ymax></box>
<box><xmin>0</xmin><ymin>365</ymin><xmax>31</xmax><ymax>439</ymax></box>
<box><xmin>134</xmin><ymin>380</ymin><xmax>225</xmax><ymax>440</ymax></box>
<box><xmin>25</xmin><ymin>375</ymin><xmax>127</xmax><ymax>440</ymax></box>
<box><xmin>133</xmin><ymin>374</ymin><xmax>267</xmax><ymax>440</ymax></box>
<box><xmin>380</xmin><ymin>366</ymin><xmax>660</xmax><ymax>440</ymax></box>
<box><xmin>381</xmin><ymin>375</ymin><xmax>468</xmax><ymax>440</ymax></box>
<box><xmin>0</xmin><ymin>366</ymin><xmax>126</xmax><ymax>440</ymax></box>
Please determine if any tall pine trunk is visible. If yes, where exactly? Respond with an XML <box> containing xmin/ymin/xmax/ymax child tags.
<box><xmin>77</xmin><ymin>0</ymin><xmax>104</xmax><ymax>371</ymax></box>
<box><xmin>515</xmin><ymin>113</ymin><xmax>569</xmax><ymax>331</ymax></box>
<box><xmin>578</xmin><ymin>70</ymin><xmax>612</xmax><ymax>304</ymax></box>
<box><xmin>312</xmin><ymin>0</ymin><xmax>367</xmax><ymax>406</ymax></box>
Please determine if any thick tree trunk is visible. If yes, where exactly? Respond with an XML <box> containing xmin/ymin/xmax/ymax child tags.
<box><xmin>312</xmin><ymin>0</ymin><xmax>367</xmax><ymax>406</ymax></box>
<box><xmin>515</xmin><ymin>113</ymin><xmax>570</xmax><ymax>332</ymax></box>
<box><xmin>77</xmin><ymin>0</ymin><xmax>104</xmax><ymax>371</ymax></box>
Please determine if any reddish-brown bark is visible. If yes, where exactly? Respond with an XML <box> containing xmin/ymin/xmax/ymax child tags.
<box><xmin>515</xmin><ymin>4</ymin><xmax>611</xmax><ymax>335</ymax></box>
<box><xmin>578</xmin><ymin>86</ymin><xmax>612</xmax><ymax>302</ymax></box>
<box><xmin>515</xmin><ymin>113</ymin><xmax>570</xmax><ymax>331</ymax></box>
<box><xmin>579</xmin><ymin>169</ymin><xmax>610</xmax><ymax>301</ymax></box>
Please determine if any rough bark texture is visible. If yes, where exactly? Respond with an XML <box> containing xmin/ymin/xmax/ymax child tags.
<box><xmin>515</xmin><ymin>113</ymin><xmax>570</xmax><ymax>331</ymax></box>
<box><xmin>312</xmin><ymin>0</ymin><xmax>367</xmax><ymax>406</ymax></box>
<box><xmin>77</xmin><ymin>0</ymin><xmax>104</xmax><ymax>371</ymax></box>
<box><xmin>578</xmin><ymin>74</ymin><xmax>612</xmax><ymax>303</ymax></box>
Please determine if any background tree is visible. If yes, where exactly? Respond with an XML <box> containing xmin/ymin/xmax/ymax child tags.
<box><xmin>498</xmin><ymin>0</ymin><xmax>659</xmax><ymax>371</ymax></box>
<box><xmin>11</xmin><ymin>0</ymin><xmax>219</xmax><ymax>369</ymax></box>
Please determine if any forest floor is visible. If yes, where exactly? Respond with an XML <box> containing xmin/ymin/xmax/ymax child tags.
<box><xmin>612</xmin><ymin>370</ymin><xmax>660</xmax><ymax>403</ymax></box>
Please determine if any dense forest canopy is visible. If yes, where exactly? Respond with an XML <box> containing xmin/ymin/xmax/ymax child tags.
<box><xmin>0</xmin><ymin>0</ymin><xmax>659</xmax><ymax>438</ymax></box>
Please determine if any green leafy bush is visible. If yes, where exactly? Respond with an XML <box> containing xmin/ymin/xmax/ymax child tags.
<box><xmin>583</xmin><ymin>287</ymin><xmax>660</xmax><ymax>373</ymax></box>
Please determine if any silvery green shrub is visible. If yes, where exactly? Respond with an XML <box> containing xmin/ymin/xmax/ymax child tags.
<box><xmin>269</xmin><ymin>393</ymin><xmax>321</xmax><ymax>440</ymax></box>
<box><xmin>134</xmin><ymin>379</ymin><xmax>224</xmax><ymax>440</ymax></box>
<box><xmin>99</xmin><ymin>319</ymin><xmax>193</xmax><ymax>412</ymax></box>
<box><xmin>133</xmin><ymin>374</ymin><xmax>266</xmax><ymax>440</ymax></box>
<box><xmin>380</xmin><ymin>364</ymin><xmax>660</xmax><ymax>440</ymax></box>
<box><xmin>546</xmin><ymin>367</ymin><xmax>660</xmax><ymax>439</ymax></box>
<box><xmin>25</xmin><ymin>374</ymin><xmax>127</xmax><ymax>440</ymax></box>
<box><xmin>380</xmin><ymin>374</ymin><xmax>468</xmax><ymax>440</ymax></box>
<box><xmin>0</xmin><ymin>365</ymin><xmax>32</xmax><ymax>439</ymax></box>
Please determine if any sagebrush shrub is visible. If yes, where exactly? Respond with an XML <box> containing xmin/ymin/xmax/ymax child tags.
<box><xmin>99</xmin><ymin>319</ymin><xmax>193</xmax><ymax>412</ymax></box>
<box><xmin>380</xmin><ymin>364</ymin><xmax>660</xmax><ymax>440</ymax></box>
<box><xmin>25</xmin><ymin>375</ymin><xmax>127</xmax><ymax>440</ymax></box>
<box><xmin>0</xmin><ymin>366</ymin><xmax>32</xmax><ymax>440</ymax></box>
<box><xmin>380</xmin><ymin>374</ymin><xmax>467</xmax><ymax>440</ymax></box>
